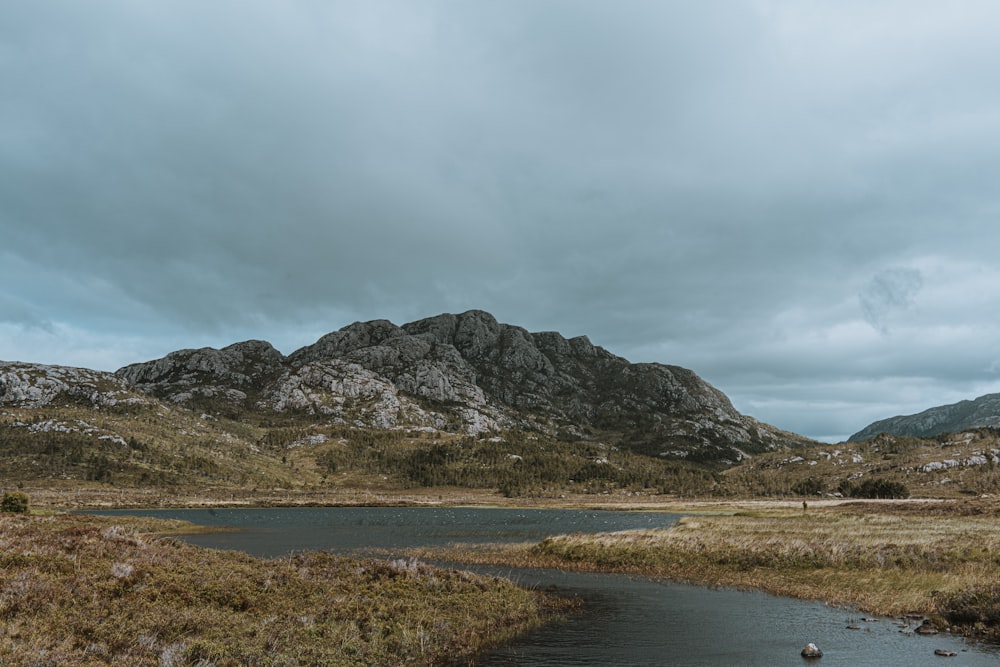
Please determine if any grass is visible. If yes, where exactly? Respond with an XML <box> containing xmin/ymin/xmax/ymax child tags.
<box><xmin>405</xmin><ymin>500</ymin><xmax>1000</xmax><ymax>642</ymax></box>
<box><xmin>0</xmin><ymin>513</ymin><xmax>560</xmax><ymax>666</ymax></box>
<box><xmin>719</xmin><ymin>429</ymin><xmax>1000</xmax><ymax>498</ymax></box>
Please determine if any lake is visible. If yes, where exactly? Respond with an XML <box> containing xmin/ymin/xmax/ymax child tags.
<box><xmin>92</xmin><ymin>507</ymin><xmax>999</xmax><ymax>666</ymax></box>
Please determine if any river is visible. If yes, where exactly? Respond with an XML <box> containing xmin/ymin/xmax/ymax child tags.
<box><xmin>91</xmin><ymin>507</ymin><xmax>999</xmax><ymax>666</ymax></box>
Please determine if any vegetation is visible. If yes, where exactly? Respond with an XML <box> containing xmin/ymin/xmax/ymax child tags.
<box><xmin>719</xmin><ymin>429</ymin><xmax>1000</xmax><ymax>499</ymax></box>
<box><xmin>318</xmin><ymin>430</ymin><xmax>718</xmax><ymax>497</ymax></box>
<box><xmin>408</xmin><ymin>500</ymin><xmax>1000</xmax><ymax>642</ymax></box>
<box><xmin>838</xmin><ymin>477</ymin><xmax>909</xmax><ymax>499</ymax></box>
<box><xmin>0</xmin><ymin>513</ymin><xmax>559</xmax><ymax>665</ymax></box>
<box><xmin>1</xmin><ymin>491</ymin><xmax>28</xmax><ymax>513</ymax></box>
<box><xmin>2</xmin><ymin>396</ymin><xmax>728</xmax><ymax>504</ymax></box>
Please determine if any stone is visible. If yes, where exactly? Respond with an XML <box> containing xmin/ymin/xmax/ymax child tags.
<box><xmin>915</xmin><ymin>620</ymin><xmax>939</xmax><ymax>635</ymax></box>
<box><xmin>934</xmin><ymin>649</ymin><xmax>957</xmax><ymax>657</ymax></box>
<box><xmin>801</xmin><ymin>642</ymin><xmax>823</xmax><ymax>658</ymax></box>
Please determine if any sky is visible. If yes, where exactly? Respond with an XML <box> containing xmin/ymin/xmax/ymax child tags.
<box><xmin>3</xmin><ymin>1</ymin><xmax>1000</xmax><ymax>442</ymax></box>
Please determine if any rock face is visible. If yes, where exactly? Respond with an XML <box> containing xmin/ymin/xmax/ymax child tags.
<box><xmin>0</xmin><ymin>362</ymin><xmax>151</xmax><ymax>409</ymax></box>
<box><xmin>108</xmin><ymin>310</ymin><xmax>807</xmax><ymax>461</ymax></box>
<box><xmin>117</xmin><ymin>341</ymin><xmax>285</xmax><ymax>412</ymax></box>
<box><xmin>850</xmin><ymin>393</ymin><xmax>1000</xmax><ymax>442</ymax></box>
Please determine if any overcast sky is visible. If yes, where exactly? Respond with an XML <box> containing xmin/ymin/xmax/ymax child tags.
<box><xmin>3</xmin><ymin>1</ymin><xmax>1000</xmax><ymax>441</ymax></box>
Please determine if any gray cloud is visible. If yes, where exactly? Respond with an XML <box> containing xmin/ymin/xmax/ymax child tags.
<box><xmin>4</xmin><ymin>1</ymin><xmax>1000</xmax><ymax>440</ymax></box>
<box><xmin>859</xmin><ymin>268</ymin><xmax>924</xmax><ymax>333</ymax></box>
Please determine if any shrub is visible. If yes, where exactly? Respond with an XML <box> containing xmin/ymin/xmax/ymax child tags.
<box><xmin>1</xmin><ymin>491</ymin><xmax>29</xmax><ymax>513</ymax></box>
<box><xmin>791</xmin><ymin>477</ymin><xmax>826</xmax><ymax>496</ymax></box>
<box><xmin>838</xmin><ymin>478</ymin><xmax>909</xmax><ymax>499</ymax></box>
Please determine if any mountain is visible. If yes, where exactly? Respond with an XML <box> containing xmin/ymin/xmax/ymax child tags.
<box><xmin>2</xmin><ymin>310</ymin><xmax>812</xmax><ymax>497</ymax></box>
<box><xmin>117</xmin><ymin>310</ymin><xmax>809</xmax><ymax>463</ymax></box>
<box><xmin>849</xmin><ymin>393</ymin><xmax>1000</xmax><ymax>442</ymax></box>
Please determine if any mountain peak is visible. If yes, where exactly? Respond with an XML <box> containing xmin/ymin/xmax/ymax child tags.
<box><xmin>110</xmin><ymin>310</ymin><xmax>810</xmax><ymax>462</ymax></box>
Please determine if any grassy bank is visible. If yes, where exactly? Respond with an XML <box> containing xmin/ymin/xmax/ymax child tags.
<box><xmin>409</xmin><ymin>501</ymin><xmax>1000</xmax><ymax>641</ymax></box>
<box><xmin>0</xmin><ymin>513</ymin><xmax>558</xmax><ymax>666</ymax></box>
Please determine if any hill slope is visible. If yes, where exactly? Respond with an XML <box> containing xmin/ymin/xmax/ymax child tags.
<box><xmin>722</xmin><ymin>429</ymin><xmax>1000</xmax><ymax>499</ymax></box>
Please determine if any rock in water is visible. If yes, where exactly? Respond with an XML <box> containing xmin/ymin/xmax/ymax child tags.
<box><xmin>801</xmin><ymin>642</ymin><xmax>823</xmax><ymax>658</ymax></box>
<box><xmin>934</xmin><ymin>649</ymin><xmax>957</xmax><ymax>657</ymax></box>
<box><xmin>915</xmin><ymin>620</ymin><xmax>939</xmax><ymax>635</ymax></box>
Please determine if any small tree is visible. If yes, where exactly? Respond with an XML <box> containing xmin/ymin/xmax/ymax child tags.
<box><xmin>1</xmin><ymin>491</ymin><xmax>29</xmax><ymax>513</ymax></box>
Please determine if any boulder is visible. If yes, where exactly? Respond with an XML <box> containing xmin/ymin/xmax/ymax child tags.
<box><xmin>801</xmin><ymin>642</ymin><xmax>823</xmax><ymax>658</ymax></box>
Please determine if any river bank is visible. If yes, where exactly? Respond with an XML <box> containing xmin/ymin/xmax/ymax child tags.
<box><xmin>0</xmin><ymin>512</ymin><xmax>561</xmax><ymax>666</ymax></box>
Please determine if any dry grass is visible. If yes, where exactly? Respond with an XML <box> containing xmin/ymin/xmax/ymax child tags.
<box><xmin>720</xmin><ymin>429</ymin><xmax>1000</xmax><ymax>498</ymax></box>
<box><xmin>410</xmin><ymin>502</ymin><xmax>1000</xmax><ymax>640</ymax></box>
<box><xmin>0</xmin><ymin>513</ymin><xmax>556</xmax><ymax>666</ymax></box>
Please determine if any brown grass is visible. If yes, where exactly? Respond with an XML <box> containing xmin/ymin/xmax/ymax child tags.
<box><xmin>0</xmin><ymin>513</ymin><xmax>557</xmax><ymax>665</ymax></box>
<box><xmin>407</xmin><ymin>502</ymin><xmax>1000</xmax><ymax>639</ymax></box>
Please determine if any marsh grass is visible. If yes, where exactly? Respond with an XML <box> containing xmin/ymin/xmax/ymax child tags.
<box><xmin>0</xmin><ymin>513</ymin><xmax>554</xmax><ymax>665</ymax></box>
<box><xmin>412</xmin><ymin>505</ymin><xmax>1000</xmax><ymax>640</ymax></box>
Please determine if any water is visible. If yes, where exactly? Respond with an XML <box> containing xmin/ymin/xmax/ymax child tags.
<box><xmin>94</xmin><ymin>506</ymin><xmax>676</xmax><ymax>557</ymax></box>
<box><xmin>92</xmin><ymin>507</ymin><xmax>1000</xmax><ymax>666</ymax></box>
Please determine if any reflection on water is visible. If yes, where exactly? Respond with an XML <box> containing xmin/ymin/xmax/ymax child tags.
<box><xmin>91</xmin><ymin>507</ymin><xmax>1000</xmax><ymax>666</ymax></box>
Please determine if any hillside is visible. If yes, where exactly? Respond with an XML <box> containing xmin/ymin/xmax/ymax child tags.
<box><xmin>721</xmin><ymin>429</ymin><xmax>1000</xmax><ymax>499</ymax></box>
<box><xmin>850</xmin><ymin>393</ymin><xmax>1000</xmax><ymax>442</ymax></box>
<box><xmin>2</xmin><ymin>310</ymin><xmax>812</xmax><ymax>501</ymax></box>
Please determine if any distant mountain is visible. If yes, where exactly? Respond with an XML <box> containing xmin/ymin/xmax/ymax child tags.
<box><xmin>116</xmin><ymin>310</ymin><xmax>810</xmax><ymax>463</ymax></box>
<box><xmin>850</xmin><ymin>393</ymin><xmax>1000</xmax><ymax>442</ymax></box>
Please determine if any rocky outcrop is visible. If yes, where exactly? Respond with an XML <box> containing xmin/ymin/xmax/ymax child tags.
<box><xmin>117</xmin><ymin>340</ymin><xmax>285</xmax><ymax>409</ymax></box>
<box><xmin>0</xmin><ymin>362</ymin><xmax>151</xmax><ymax>408</ymax></box>
<box><xmin>111</xmin><ymin>310</ymin><xmax>809</xmax><ymax>459</ymax></box>
<box><xmin>850</xmin><ymin>393</ymin><xmax>1000</xmax><ymax>442</ymax></box>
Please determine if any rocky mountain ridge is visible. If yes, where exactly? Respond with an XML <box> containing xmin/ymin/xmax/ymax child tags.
<box><xmin>850</xmin><ymin>393</ymin><xmax>1000</xmax><ymax>442</ymax></box>
<box><xmin>111</xmin><ymin>310</ymin><xmax>809</xmax><ymax>462</ymax></box>
<box><xmin>1</xmin><ymin>311</ymin><xmax>814</xmax><ymax>469</ymax></box>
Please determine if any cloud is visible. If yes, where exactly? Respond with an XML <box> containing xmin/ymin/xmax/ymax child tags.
<box><xmin>859</xmin><ymin>268</ymin><xmax>924</xmax><ymax>333</ymax></box>
<box><xmin>3</xmin><ymin>2</ymin><xmax>1000</xmax><ymax>439</ymax></box>
<box><xmin>0</xmin><ymin>294</ymin><xmax>53</xmax><ymax>333</ymax></box>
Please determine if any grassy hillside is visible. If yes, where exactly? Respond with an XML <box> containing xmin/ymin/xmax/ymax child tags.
<box><xmin>719</xmin><ymin>429</ymin><xmax>1000</xmax><ymax>499</ymax></box>
<box><xmin>9</xmin><ymin>376</ymin><xmax>1000</xmax><ymax>505</ymax></box>
<box><xmin>1</xmin><ymin>399</ymin><xmax>723</xmax><ymax>503</ymax></box>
